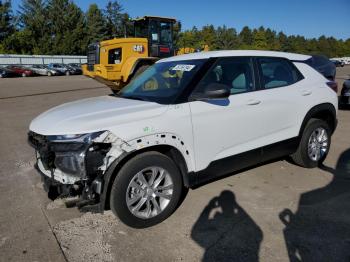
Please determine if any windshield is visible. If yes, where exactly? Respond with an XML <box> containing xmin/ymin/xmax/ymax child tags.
<box><xmin>118</xmin><ymin>59</ymin><xmax>206</xmax><ymax>104</ymax></box>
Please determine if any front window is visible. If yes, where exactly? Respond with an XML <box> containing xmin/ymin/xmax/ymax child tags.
<box><xmin>108</xmin><ymin>48</ymin><xmax>122</xmax><ymax>64</ymax></box>
<box><xmin>194</xmin><ymin>57</ymin><xmax>255</xmax><ymax>95</ymax></box>
<box><xmin>160</xmin><ymin>22</ymin><xmax>172</xmax><ymax>44</ymax></box>
<box><xmin>134</xmin><ymin>21</ymin><xmax>148</xmax><ymax>38</ymax></box>
<box><xmin>118</xmin><ymin>59</ymin><xmax>206</xmax><ymax>104</ymax></box>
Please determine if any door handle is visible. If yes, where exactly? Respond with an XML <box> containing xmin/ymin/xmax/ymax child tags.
<box><xmin>246</xmin><ymin>99</ymin><xmax>261</xmax><ymax>105</ymax></box>
<box><xmin>301</xmin><ymin>90</ymin><xmax>312</xmax><ymax>96</ymax></box>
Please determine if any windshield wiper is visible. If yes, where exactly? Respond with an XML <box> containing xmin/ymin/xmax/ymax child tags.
<box><xmin>121</xmin><ymin>95</ymin><xmax>150</xmax><ymax>102</ymax></box>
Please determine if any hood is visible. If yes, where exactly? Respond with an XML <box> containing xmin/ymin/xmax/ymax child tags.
<box><xmin>30</xmin><ymin>96</ymin><xmax>168</xmax><ymax>135</ymax></box>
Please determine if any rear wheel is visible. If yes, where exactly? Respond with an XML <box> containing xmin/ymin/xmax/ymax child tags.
<box><xmin>110</xmin><ymin>151</ymin><xmax>183</xmax><ymax>228</ymax></box>
<box><xmin>291</xmin><ymin>119</ymin><xmax>331</xmax><ymax>168</ymax></box>
<box><xmin>110</xmin><ymin>64</ymin><xmax>151</xmax><ymax>95</ymax></box>
<box><xmin>21</xmin><ymin>73</ymin><xmax>26</xmax><ymax>77</ymax></box>
<box><xmin>132</xmin><ymin>64</ymin><xmax>150</xmax><ymax>79</ymax></box>
<box><xmin>65</xmin><ymin>71</ymin><xmax>70</xmax><ymax>76</ymax></box>
<box><xmin>47</xmin><ymin>71</ymin><xmax>52</xmax><ymax>77</ymax></box>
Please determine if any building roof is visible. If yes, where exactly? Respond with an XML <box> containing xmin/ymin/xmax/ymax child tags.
<box><xmin>159</xmin><ymin>50</ymin><xmax>311</xmax><ymax>63</ymax></box>
<box><xmin>133</xmin><ymin>16</ymin><xmax>176</xmax><ymax>22</ymax></box>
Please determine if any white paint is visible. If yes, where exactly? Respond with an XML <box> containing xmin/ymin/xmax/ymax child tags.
<box><xmin>30</xmin><ymin>51</ymin><xmax>338</xmax><ymax>181</ymax></box>
<box><xmin>158</xmin><ymin>50</ymin><xmax>311</xmax><ymax>63</ymax></box>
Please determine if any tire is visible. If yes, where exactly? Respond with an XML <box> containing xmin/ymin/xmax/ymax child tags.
<box><xmin>65</xmin><ymin>71</ymin><xmax>70</xmax><ymax>76</ymax></box>
<box><xmin>132</xmin><ymin>64</ymin><xmax>150</xmax><ymax>79</ymax></box>
<box><xmin>110</xmin><ymin>151</ymin><xmax>183</xmax><ymax>228</ymax></box>
<box><xmin>0</xmin><ymin>74</ymin><xmax>3</xmax><ymax>78</ymax></box>
<box><xmin>47</xmin><ymin>71</ymin><xmax>52</xmax><ymax>77</ymax></box>
<box><xmin>22</xmin><ymin>73</ymin><xmax>26</xmax><ymax>77</ymax></box>
<box><xmin>291</xmin><ymin>118</ymin><xmax>331</xmax><ymax>168</ymax></box>
<box><xmin>109</xmin><ymin>64</ymin><xmax>150</xmax><ymax>96</ymax></box>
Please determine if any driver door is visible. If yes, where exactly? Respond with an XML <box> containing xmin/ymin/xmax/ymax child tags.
<box><xmin>189</xmin><ymin>57</ymin><xmax>265</xmax><ymax>171</ymax></box>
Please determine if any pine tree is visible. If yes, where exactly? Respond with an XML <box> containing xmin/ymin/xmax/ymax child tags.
<box><xmin>86</xmin><ymin>4</ymin><xmax>107</xmax><ymax>44</ymax></box>
<box><xmin>239</xmin><ymin>26</ymin><xmax>253</xmax><ymax>48</ymax></box>
<box><xmin>18</xmin><ymin>0</ymin><xmax>48</xmax><ymax>54</ymax></box>
<box><xmin>104</xmin><ymin>0</ymin><xmax>125</xmax><ymax>38</ymax></box>
<box><xmin>214</xmin><ymin>26</ymin><xmax>238</xmax><ymax>50</ymax></box>
<box><xmin>46</xmin><ymin>0</ymin><xmax>86</xmax><ymax>55</ymax></box>
<box><xmin>0</xmin><ymin>0</ymin><xmax>14</xmax><ymax>42</ymax></box>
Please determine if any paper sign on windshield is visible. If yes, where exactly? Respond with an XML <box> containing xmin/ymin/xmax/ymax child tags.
<box><xmin>172</xmin><ymin>64</ymin><xmax>196</xmax><ymax>71</ymax></box>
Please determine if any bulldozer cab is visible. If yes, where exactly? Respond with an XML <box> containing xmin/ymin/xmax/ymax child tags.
<box><xmin>134</xmin><ymin>16</ymin><xmax>176</xmax><ymax>58</ymax></box>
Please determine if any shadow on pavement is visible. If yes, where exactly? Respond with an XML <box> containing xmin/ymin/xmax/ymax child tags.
<box><xmin>280</xmin><ymin>148</ymin><xmax>350</xmax><ymax>262</ymax></box>
<box><xmin>191</xmin><ymin>190</ymin><xmax>263</xmax><ymax>262</ymax></box>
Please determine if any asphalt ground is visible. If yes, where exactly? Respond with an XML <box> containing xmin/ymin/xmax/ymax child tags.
<box><xmin>0</xmin><ymin>67</ymin><xmax>349</xmax><ymax>262</ymax></box>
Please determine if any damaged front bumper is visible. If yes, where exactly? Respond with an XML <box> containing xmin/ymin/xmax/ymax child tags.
<box><xmin>28</xmin><ymin>130</ymin><xmax>128</xmax><ymax>212</ymax></box>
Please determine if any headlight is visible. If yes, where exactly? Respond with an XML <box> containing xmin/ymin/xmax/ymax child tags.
<box><xmin>47</xmin><ymin>131</ymin><xmax>106</xmax><ymax>176</ymax></box>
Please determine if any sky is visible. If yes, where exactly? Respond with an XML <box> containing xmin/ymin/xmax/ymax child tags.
<box><xmin>11</xmin><ymin>0</ymin><xmax>350</xmax><ymax>40</ymax></box>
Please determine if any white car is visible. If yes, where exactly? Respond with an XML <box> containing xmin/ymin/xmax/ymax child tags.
<box><xmin>28</xmin><ymin>50</ymin><xmax>338</xmax><ymax>228</ymax></box>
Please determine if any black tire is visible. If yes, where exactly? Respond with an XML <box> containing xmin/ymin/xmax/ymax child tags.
<box><xmin>109</xmin><ymin>64</ymin><xmax>150</xmax><ymax>96</ymax></box>
<box><xmin>291</xmin><ymin>118</ymin><xmax>331</xmax><ymax>168</ymax></box>
<box><xmin>110</xmin><ymin>151</ymin><xmax>183</xmax><ymax>228</ymax></box>
<box><xmin>132</xmin><ymin>64</ymin><xmax>150</xmax><ymax>79</ymax></box>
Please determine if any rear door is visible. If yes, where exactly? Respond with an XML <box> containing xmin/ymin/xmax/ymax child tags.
<box><xmin>254</xmin><ymin>57</ymin><xmax>307</xmax><ymax>144</ymax></box>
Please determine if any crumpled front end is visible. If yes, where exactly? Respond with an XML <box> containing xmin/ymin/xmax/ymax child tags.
<box><xmin>28</xmin><ymin>130</ymin><xmax>130</xmax><ymax>212</ymax></box>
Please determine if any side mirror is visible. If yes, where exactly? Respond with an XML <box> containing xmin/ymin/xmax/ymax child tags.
<box><xmin>190</xmin><ymin>83</ymin><xmax>230</xmax><ymax>101</ymax></box>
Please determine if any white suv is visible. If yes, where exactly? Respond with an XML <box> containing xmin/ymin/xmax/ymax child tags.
<box><xmin>28</xmin><ymin>50</ymin><xmax>338</xmax><ymax>228</ymax></box>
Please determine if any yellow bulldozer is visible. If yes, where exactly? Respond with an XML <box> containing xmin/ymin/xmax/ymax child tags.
<box><xmin>82</xmin><ymin>16</ymin><xmax>178</xmax><ymax>93</ymax></box>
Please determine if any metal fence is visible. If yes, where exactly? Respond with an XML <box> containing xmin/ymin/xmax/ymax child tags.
<box><xmin>0</xmin><ymin>54</ymin><xmax>87</xmax><ymax>65</ymax></box>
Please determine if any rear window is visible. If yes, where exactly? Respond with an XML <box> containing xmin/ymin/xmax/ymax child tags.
<box><xmin>258</xmin><ymin>57</ymin><xmax>304</xmax><ymax>89</ymax></box>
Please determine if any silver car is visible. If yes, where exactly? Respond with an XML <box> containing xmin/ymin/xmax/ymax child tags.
<box><xmin>30</xmin><ymin>65</ymin><xmax>59</xmax><ymax>76</ymax></box>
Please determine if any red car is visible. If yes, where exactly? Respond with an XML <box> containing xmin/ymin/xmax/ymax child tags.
<box><xmin>6</xmin><ymin>65</ymin><xmax>35</xmax><ymax>77</ymax></box>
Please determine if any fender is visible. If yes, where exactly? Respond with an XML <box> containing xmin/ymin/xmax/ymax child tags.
<box><xmin>121</xmin><ymin>57</ymin><xmax>158</xmax><ymax>83</ymax></box>
<box><xmin>97</xmin><ymin>132</ymin><xmax>194</xmax><ymax>211</ymax></box>
<box><xmin>299</xmin><ymin>103</ymin><xmax>337</xmax><ymax>136</ymax></box>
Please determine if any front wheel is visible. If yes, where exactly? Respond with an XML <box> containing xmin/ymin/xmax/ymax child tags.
<box><xmin>22</xmin><ymin>73</ymin><xmax>27</xmax><ymax>77</ymax></box>
<box><xmin>291</xmin><ymin>119</ymin><xmax>331</xmax><ymax>168</ymax></box>
<box><xmin>110</xmin><ymin>152</ymin><xmax>183</xmax><ymax>228</ymax></box>
<box><xmin>65</xmin><ymin>71</ymin><xmax>70</xmax><ymax>76</ymax></box>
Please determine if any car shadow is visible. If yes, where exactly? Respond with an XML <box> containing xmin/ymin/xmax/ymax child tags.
<box><xmin>280</xmin><ymin>148</ymin><xmax>350</xmax><ymax>262</ymax></box>
<box><xmin>191</xmin><ymin>190</ymin><xmax>263</xmax><ymax>262</ymax></box>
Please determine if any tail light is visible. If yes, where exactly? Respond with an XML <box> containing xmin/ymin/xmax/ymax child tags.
<box><xmin>326</xmin><ymin>81</ymin><xmax>338</xmax><ymax>93</ymax></box>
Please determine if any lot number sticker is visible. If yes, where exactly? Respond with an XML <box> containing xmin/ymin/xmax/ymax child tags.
<box><xmin>172</xmin><ymin>64</ymin><xmax>196</xmax><ymax>71</ymax></box>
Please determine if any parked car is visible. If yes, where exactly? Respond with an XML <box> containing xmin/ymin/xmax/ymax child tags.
<box><xmin>339</xmin><ymin>79</ymin><xmax>350</xmax><ymax>108</ymax></box>
<box><xmin>68</xmin><ymin>63</ymin><xmax>83</xmax><ymax>75</ymax></box>
<box><xmin>47</xmin><ymin>63</ymin><xmax>76</xmax><ymax>76</ymax></box>
<box><xmin>28</xmin><ymin>50</ymin><xmax>338</xmax><ymax>228</ymax></box>
<box><xmin>331</xmin><ymin>59</ymin><xmax>345</xmax><ymax>67</ymax></box>
<box><xmin>6</xmin><ymin>65</ymin><xmax>35</xmax><ymax>77</ymax></box>
<box><xmin>30</xmin><ymin>65</ymin><xmax>61</xmax><ymax>76</ymax></box>
<box><xmin>0</xmin><ymin>66</ymin><xmax>17</xmax><ymax>78</ymax></box>
<box><xmin>305</xmin><ymin>55</ymin><xmax>336</xmax><ymax>81</ymax></box>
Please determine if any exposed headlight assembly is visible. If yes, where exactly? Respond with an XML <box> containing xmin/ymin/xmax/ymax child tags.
<box><xmin>47</xmin><ymin>131</ymin><xmax>106</xmax><ymax>177</ymax></box>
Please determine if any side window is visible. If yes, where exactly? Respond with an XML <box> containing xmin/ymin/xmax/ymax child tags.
<box><xmin>108</xmin><ymin>48</ymin><xmax>122</xmax><ymax>64</ymax></box>
<box><xmin>150</xmin><ymin>20</ymin><xmax>159</xmax><ymax>43</ymax></box>
<box><xmin>258</xmin><ymin>57</ymin><xmax>302</xmax><ymax>89</ymax></box>
<box><xmin>194</xmin><ymin>57</ymin><xmax>255</xmax><ymax>95</ymax></box>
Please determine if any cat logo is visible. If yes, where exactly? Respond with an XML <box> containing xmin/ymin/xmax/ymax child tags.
<box><xmin>133</xmin><ymin>45</ymin><xmax>144</xmax><ymax>53</ymax></box>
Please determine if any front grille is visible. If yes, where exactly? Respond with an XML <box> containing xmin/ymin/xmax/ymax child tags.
<box><xmin>87</xmin><ymin>43</ymin><xmax>100</xmax><ymax>72</ymax></box>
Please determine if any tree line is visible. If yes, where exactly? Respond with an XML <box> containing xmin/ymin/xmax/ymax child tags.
<box><xmin>1</xmin><ymin>0</ymin><xmax>349</xmax><ymax>58</ymax></box>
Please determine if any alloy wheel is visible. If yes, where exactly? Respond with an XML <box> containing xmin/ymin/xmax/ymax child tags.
<box><xmin>307</xmin><ymin>127</ymin><xmax>328</xmax><ymax>161</ymax></box>
<box><xmin>126</xmin><ymin>166</ymin><xmax>174</xmax><ymax>219</ymax></box>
